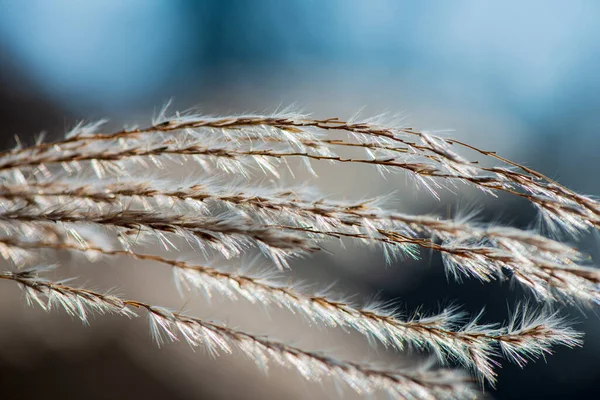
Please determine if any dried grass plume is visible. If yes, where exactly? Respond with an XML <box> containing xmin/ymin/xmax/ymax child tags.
<box><xmin>1</xmin><ymin>105</ymin><xmax>597</xmax><ymax>399</ymax></box>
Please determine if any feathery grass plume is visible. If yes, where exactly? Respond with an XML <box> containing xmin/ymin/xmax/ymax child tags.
<box><xmin>0</xmin><ymin>108</ymin><xmax>596</xmax><ymax>398</ymax></box>
<box><xmin>0</xmin><ymin>178</ymin><xmax>597</xmax><ymax>304</ymax></box>
<box><xmin>4</xmin><ymin>112</ymin><xmax>597</xmax><ymax>234</ymax></box>
<box><xmin>0</xmin><ymin>268</ymin><xmax>477</xmax><ymax>400</ymax></box>
<box><xmin>0</xmin><ymin>237</ymin><xmax>582</xmax><ymax>384</ymax></box>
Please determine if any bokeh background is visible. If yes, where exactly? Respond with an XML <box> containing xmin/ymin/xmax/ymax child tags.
<box><xmin>1</xmin><ymin>1</ymin><xmax>600</xmax><ymax>399</ymax></box>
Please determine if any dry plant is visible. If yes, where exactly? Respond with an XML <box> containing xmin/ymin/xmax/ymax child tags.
<box><xmin>1</xmin><ymin>104</ymin><xmax>598</xmax><ymax>399</ymax></box>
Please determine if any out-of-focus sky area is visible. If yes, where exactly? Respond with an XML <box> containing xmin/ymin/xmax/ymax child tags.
<box><xmin>2</xmin><ymin>0</ymin><xmax>600</xmax><ymax>191</ymax></box>
<box><xmin>1</xmin><ymin>1</ymin><xmax>600</xmax><ymax>399</ymax></box>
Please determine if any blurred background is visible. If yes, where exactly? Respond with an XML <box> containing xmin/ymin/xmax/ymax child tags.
<box><xmin>1</xmin><ymin>1</ymin><xmax>600</xmax><ymax>399</ymax></box>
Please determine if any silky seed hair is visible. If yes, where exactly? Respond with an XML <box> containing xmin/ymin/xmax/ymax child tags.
<box><xmin>0</xmin><ymin>107</ymin><xmax>596</xmax><ymax>399</ymax></box>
